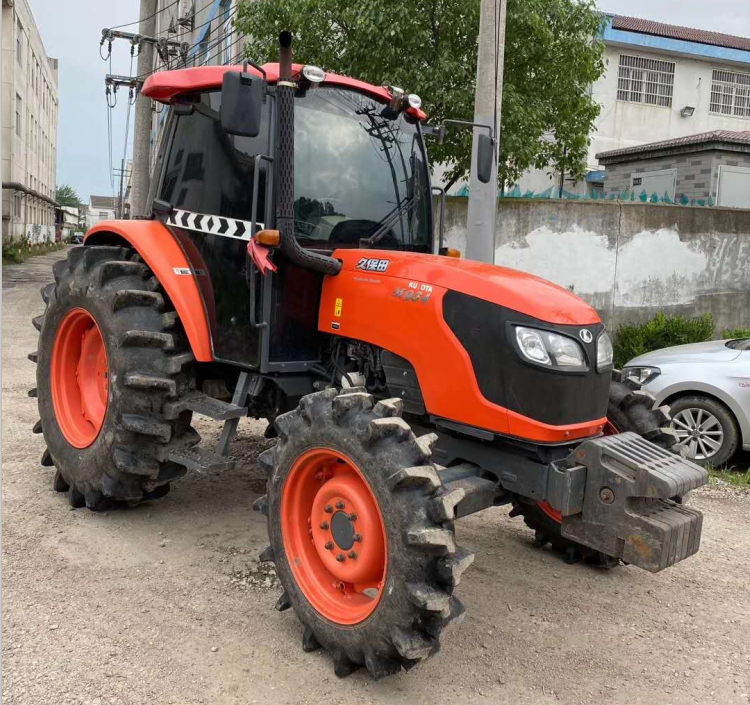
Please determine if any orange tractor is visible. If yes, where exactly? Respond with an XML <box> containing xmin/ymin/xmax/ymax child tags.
<box><xmin>31</xmin><ymin>33</ymin><xmax>707</xmax><ymax>679</ymax></box>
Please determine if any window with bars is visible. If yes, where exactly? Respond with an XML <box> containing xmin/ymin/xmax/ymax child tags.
<box><xmin>710</xmin><ymin>69</ymin><xmax>750</xmax><ymax>118</ymax></box>
<box><xmin>617</xmin><ymin>54</ymin><xmax>675</xmax><ymax>107</ymax></box>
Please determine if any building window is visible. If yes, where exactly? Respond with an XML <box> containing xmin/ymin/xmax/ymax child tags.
<box><xmin>710</xmin><ymin>69</ymin><xmax>750</xmax><ymax>118</ymax></box>
<box><xmin>617</xmin><ymin>54</ymin><xmax>675</xmax><ymax>107</ymax></box>
<box><xmin>221</xmin><ymin>0</ymin><xmax>233</xmax><ymax>64</ymax></box>
<box><xmin>16</xmin><ymin>19</ymin><xmax>23</xmax><ymax>65</ymax></box>
<box><xmin>15</xmin><ymin>95</ymin><xmax>22</xmax><ymax>137</ymax></box>
<box><xmin>200</xmin><ymin>27</ymin><xmax>212</xmax><ymax>66</ymax></box>
<box><xmin>98</xmin><ymin>211</ymin><xmax>108</xmax><ymax>219</ymax></box>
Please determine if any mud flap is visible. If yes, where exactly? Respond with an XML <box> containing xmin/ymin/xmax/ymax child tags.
<box><xmin>547</xmin><ymin>432</ymin><xmax>708</xmax><ymax>572</ymax></box>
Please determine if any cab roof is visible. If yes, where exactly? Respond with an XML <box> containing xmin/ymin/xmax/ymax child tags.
<box><xmin>142</xmin><ymin>62</ymin><xmax>393</xmax><ymax>105</ymax></box>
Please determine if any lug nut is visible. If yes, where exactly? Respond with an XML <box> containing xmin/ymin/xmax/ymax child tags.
<box><xmin>320</xmin><ymin>522</ymin><xmax>329</xmax><ymax>530</ymax></box>
<box><xmin>348</xmin><ymin>551</ymin><xmax>357</xmax><ymax>559</ymax></box>
<box><xmin>336</xmin><ymin>554</ymin><xmax>346</xmax><ymax>562</ymax></box>
<box><xmin>353</xmin><ymin>533</ymin><xmax>362</xmax><ymax>543</ymax></box>
<box><xmin>600</xmin><ymin>487</ymin><xmax>615</xmax><ymax>504</ymax></box>
<box><xmin>335</xmin><ymin>501</ymin><xmax>345</xmax><ymax>509</ymax></box>
<box><xmin>324</xmin><ymin>505</ymin><xmax>333</xmax><ymax>513</ymax></box>
<box><xmin>349</xmin><ymin>513</ymin><xmax>357</xmax><ymax>522</ymax></box>
<box><xmin>324</xmin><ymin>541</ymin><xmax>334</xmax><ymax>550</ymax></box>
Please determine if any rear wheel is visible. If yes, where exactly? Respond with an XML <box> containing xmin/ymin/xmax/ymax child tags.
<box><xmin>511</xmin><ymin>371</ymin><xmax>678</xmax><ymax>567</ymax></box>
<box><xmin>254</xmin><ymin>389</ymin><xmax>472</xmax><ymax>679</ymax></box>
<box><xmin>31</xmin><ymin>246</ymin><xmax>200</xmax><ymax>509</ymax></box>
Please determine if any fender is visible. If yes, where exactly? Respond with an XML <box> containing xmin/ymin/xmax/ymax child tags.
<box><xmin>85</xmin><ymin>220</ymin><xmax>213</xmax><ymax>362</ymax></box>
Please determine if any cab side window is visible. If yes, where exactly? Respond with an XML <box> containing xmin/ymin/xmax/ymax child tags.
<box><xmin>159</xmin><ymin>91</ymin><xmax>269</xmax><ymax>225</ymax></box>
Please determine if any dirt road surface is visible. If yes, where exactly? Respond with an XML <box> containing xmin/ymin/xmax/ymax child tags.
<box><xmin>3</xmin><ymin>249</ymin><xmax>749</xmax><ymax>705</ymax></box>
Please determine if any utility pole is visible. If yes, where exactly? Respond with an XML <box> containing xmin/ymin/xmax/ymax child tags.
<box><xmin>466</xmin><ymin>0</ymin><xmax>506</xmax><ymax>264</ymax></box>
<box><xmin>130</xmin><ymin>0</ymin><xmax>158</xmax><ymax>217</ymax></box>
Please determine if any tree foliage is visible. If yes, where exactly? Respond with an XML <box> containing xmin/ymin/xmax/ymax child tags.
<box><xmin>235</xmin><ymin>0</ymin><xmax>605</xmax><ymax>187</ymax></box>
<box><xmin>55</xmin><ymin>184</ymin><xmax>82</xmax><ymax>207</ymax></box>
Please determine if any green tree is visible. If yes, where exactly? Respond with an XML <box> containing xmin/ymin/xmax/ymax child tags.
<box><xmin>235</xmin><ymin>0</ymin><xmax>605</xmax><ymax>188</ymax></box>
<box><xmin>55</xmin><ymin>184</ymin><xmax>82</xmax><ymax>207</ymax></box>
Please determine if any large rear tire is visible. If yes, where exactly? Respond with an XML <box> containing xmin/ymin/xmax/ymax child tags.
<box><xmin>253</xmin><ymin>389</ymin><xmax>473</xmax><ymax>679</ymax></box>
<box><xmin>511</xmin><ymin>370</ymin><xmax>679</xmax><ymax>567</ymax></box>
<box><xmin>31</xmin><ymin>246</ymin><xmax>200</xmax><ymax>510</ymax></box>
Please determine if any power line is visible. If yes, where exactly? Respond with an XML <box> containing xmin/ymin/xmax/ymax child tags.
<box><xmin>107</xmin><ymin>0</ymin><xmax>181</xmax><ymax>32</ymax></box>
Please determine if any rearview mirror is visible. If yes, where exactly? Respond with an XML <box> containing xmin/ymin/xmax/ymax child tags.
<box><xmin>477</xmin><ymin>133</ymin><xmax>494</xmax><ymax>184</ymax></box>
<box><xmin>221</xmin><ymin>70</ymin><xmax>264</xmax><ymax>137</ymax></box>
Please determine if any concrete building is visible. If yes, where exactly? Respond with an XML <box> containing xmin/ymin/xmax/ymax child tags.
<box><xmin>598</xmin><ymin>130</ymin><xmax>750</xmax><ymax>208</ymax></box>
<box><xmin>527</xmin><ymin>15</ymin><xmax>750</xmax><ymax>197</ymax></box>
<box><xmin>57</xmin><ymin>205</ymin><xmax>79</xmax><ymax>240</ymax></box>
<box><xmin>1</xmin><ymin>0</ymin><xmax>59</xmax><ymax>243</ymax></box>
<box><xmin>147</xmin><ymin>1</ymin><xmax>243</xmax><ymax>170</ymax></box>
<box><xmin>439</xmin><ymin>14</ymin><xmax>750</xmax><ymax>198</ymax></box>
<box><xmin>86</xmin><ymin>195</ymin><xmax>116</xmax><ymax>229</ymax></box>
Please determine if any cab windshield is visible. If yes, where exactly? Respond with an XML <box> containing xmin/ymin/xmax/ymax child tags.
<box><xmin>294</xmin><ymin>87</ymin><xmax>432</xmax><ymax>252</ymax></box>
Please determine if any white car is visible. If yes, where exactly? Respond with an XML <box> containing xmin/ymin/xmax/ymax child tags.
<box><xmin>623</xmin><ymin>338</ymin><xmax>750</xmax><ymax>466</ymax></box>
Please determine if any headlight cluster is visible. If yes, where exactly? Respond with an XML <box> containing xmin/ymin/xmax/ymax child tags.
<box><xmin>514</xmin><ymin>326</ymin><xmax>614</xmax><ymax>373</ymax></box>
<box><xmin>621</xmin><ymin>366</ymin><xmax>661</xmax><ymax>385</ymax></box>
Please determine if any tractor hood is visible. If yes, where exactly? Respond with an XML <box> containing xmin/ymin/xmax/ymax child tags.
<box><xmin>336</xmin><ymin>249</ymin><xmax>600</xmax><ymax>326</ymax></box>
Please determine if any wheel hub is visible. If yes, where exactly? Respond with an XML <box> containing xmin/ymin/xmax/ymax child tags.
<box><xmin>50</xmin><ymin>308</ymin><xmax>109</xmax><ymax>449</ymax></box>
<box><xmin>331</xmin><ymin>510</ymin><xmax>355</xmax><ymax>550</ymax></box>
<box><xmin>672</xmin><ymin>408</ymin><xmax>723</xmax><ymax>460</ymax></box>
<box><xmin>281</xmin><ymin>448</ymin><xmax>387</xmax><ymax>625</ymax></box>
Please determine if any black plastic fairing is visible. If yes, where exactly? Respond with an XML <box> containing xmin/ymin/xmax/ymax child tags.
<box><xmin>442</xmin><ymin>290</ymin><xmax>610</xmax><ymax>426</ymax></box>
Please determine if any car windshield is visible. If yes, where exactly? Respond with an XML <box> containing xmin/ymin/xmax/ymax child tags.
<box><xmin>725</xmin><ymin>338</ymin><xmax>750</xmax><ymax>350</ymax></box>
<box><xmin>293</xmin><ymin>87</ymin><xmax>431</xmax><ymax>252</ymax></box>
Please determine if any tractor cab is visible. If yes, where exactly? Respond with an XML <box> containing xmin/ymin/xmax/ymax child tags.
<box><xmin>143</xmin><ymin>63</ymin><xmax>433</xmax><ymax>369</ymax></box>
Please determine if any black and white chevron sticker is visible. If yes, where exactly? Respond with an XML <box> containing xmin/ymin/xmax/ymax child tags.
<box><xmin>167</xmin><ymin>208</ymin><xmax>262</xmax><ymax>241</ymax></box>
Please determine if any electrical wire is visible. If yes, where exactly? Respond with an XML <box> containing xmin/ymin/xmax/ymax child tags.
<box><xmin>107</xmin><ymin>0</ymin><xmax>181</xmax><ymax>32</ymax></box>
<box><xmin>154</xmin><ymin>0</ymin><xmax>221</xmax><ymax>38</ymax></box>
<box><xmin>119</xmin><ymin>53</ymin><xmax>135</xmax><ymax>215</ymax></box>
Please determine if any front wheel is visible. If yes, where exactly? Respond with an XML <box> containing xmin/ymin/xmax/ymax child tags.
<box><xmin>668</xmin><ymin>395</ymin><xmax>739</xmax><ymax>467</ymax></box>
<box><xmin>511</xmin><ymin>370</ymin><xmax>678</xmax><ymax>567</ymax></box>
<box><xmin>253</xmin><ymin>389</ymin><xmax>473</xmax><ymax>679</ymax></box>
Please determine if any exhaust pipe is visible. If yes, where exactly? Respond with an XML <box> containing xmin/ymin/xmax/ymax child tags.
<box><xmin>275</xmin><ymin>31</ymin><xmax>341</xmax><ymax>276</ymax></box>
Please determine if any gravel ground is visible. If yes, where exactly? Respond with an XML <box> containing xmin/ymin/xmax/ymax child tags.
<box><xmin>3</xmin><ymin>249</ymin><xmax>749</xmax><ymax>705</ymax></box>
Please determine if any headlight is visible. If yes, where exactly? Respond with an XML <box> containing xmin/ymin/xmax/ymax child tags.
<box><xmin>515</xmin><ymin>326</ymin><xmax>585</xmax><ymax>370</ymax></box>
<box><xmin>597</xmin><ymin>331</ymin><xmax>614</xmax><ymax>372</ymax></box>
<box><xmin>621</xmin><ymin>366</ymin><xmax>661</xmax><ymax>385</ymax></box>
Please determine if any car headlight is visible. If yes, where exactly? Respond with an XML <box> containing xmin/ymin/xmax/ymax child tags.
<box><xmin>621</xmin><ymin>366</ymin><xmax>661</xmax><ymax>386</ymax></box>
<box><xmin>515</xmin><ymin>326</ymin><xmax>586</xmax><ymax>370</ymax></box>
<box><xmin>597</xmin><ymin>331</ymin><xmax>614</xmax><ymax>372</ymax></box>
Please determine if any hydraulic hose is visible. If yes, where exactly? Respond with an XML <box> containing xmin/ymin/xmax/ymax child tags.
<box><xmin>276</xmin><ymin>31</ymin><xmax>341</xmax><ymax>276</ymax></box>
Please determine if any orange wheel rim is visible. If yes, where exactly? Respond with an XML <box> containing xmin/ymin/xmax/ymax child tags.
<box><xmin>537</xmin><ymin>418</ymin><xmax>620</xmax><ymax>523</ymax></box>
<box><xmin>281</xmin><ymin>448</ymin><xmax>387</xmax><ymax>625</ymax></box>
<box><xmin>51</xmin><ymin>308</ymin><xmax>109</xmax><ymax>448</ymax></box>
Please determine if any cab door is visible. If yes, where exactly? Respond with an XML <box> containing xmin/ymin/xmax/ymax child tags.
<box><xmin>154</xmin><ymin>90</ymin><xmax>272</xmax><ymax>367</ymax></box>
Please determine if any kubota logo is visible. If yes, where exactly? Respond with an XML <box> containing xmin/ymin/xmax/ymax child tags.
<box><xmin>579</xmin><ymin>329</ymin><xmax>593</xmax><ymax>343</ymax></box>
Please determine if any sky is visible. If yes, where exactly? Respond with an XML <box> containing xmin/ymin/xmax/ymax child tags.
<box><xmin>27</xmin><ymin>0</ymin><xmax>750</xmax><ymax>201</ymax></box>
<box><xmin>30</xmin><ymin>0</ymin><xmax>141</xmax><ymax>202</ymax></box>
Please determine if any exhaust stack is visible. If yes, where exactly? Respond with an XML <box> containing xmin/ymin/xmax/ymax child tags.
<box><xmin>275</xmin><ymin>31</ymin><xmax>341</xmax><ymax>276</ymax></box>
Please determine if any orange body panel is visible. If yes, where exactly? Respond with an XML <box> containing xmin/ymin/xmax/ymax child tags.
<box><xmin>319</xmin><ymin>250</ymin><xmax>605</xmax><ymax>443</ymax></box>
<box><xmin>85</xmin><ymin>220</ymin><xmax>214</xmax><ymax>362</ymax></box>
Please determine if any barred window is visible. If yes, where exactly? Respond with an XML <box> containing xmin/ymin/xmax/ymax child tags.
<box><xmin>710</xmin><ymin>69</ymin><xmax>750</xmax><ymax>118</ymax></box>
<box><xmin>617</xmin><ymin>54</ymin><xmax>675</xmax><ymax>107</ymax></box>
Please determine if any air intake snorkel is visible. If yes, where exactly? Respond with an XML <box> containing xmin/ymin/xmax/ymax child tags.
<box><xmin>276</xmin><ymin>31</ymin><xmax>341</xmax><ymax>276</ymax></box>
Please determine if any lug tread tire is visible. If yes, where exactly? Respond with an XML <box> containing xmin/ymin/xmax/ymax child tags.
<box><xmin>30</xmin><ymin>246</ymin><xmax>200</xmax><ymax>508</ymax></box>
<box><xmin>255</xmin><ymin>388</ymin><xmax>471</xmax><ymax>679</ymax></box>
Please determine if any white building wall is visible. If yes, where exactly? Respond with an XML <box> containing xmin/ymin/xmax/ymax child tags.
<box><xmin>589</xmin><ymin>44</ymin><xmax>750</xmax><ymax>167</ymax></box>
<box><xmin>1</xmin><ymin>0</ymin><xmax>59</xmax><ymax>242</ymax></box>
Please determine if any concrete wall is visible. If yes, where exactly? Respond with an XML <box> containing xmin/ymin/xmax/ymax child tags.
<box><xmin>439</xmin><ymin>197</ymin><xmax>750</xmax><ymax>334</ymax></box>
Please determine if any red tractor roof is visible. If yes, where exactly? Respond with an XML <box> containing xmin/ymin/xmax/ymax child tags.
<box><xmin>142</xmin><ymin>62</ymin><xmax>393</xmax><ymax>104</ymax></box>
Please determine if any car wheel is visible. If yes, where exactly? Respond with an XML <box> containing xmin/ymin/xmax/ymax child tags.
<box><xmin>668</xmin><ymin>395</ymin><xmax>739</xmax><ymax>467</ymax></box>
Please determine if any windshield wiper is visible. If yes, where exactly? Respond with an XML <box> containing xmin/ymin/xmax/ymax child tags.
<box><xmin>362</xmin><ymin>197</ymin><xmax>417</xmax><ymax>248</ymax></box>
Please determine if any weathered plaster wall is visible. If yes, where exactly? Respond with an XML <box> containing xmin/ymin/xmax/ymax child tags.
<box><xmin>437</xmin><ymin>197</ymin><xmax>750</xmax><ymax>333</ymax></box>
